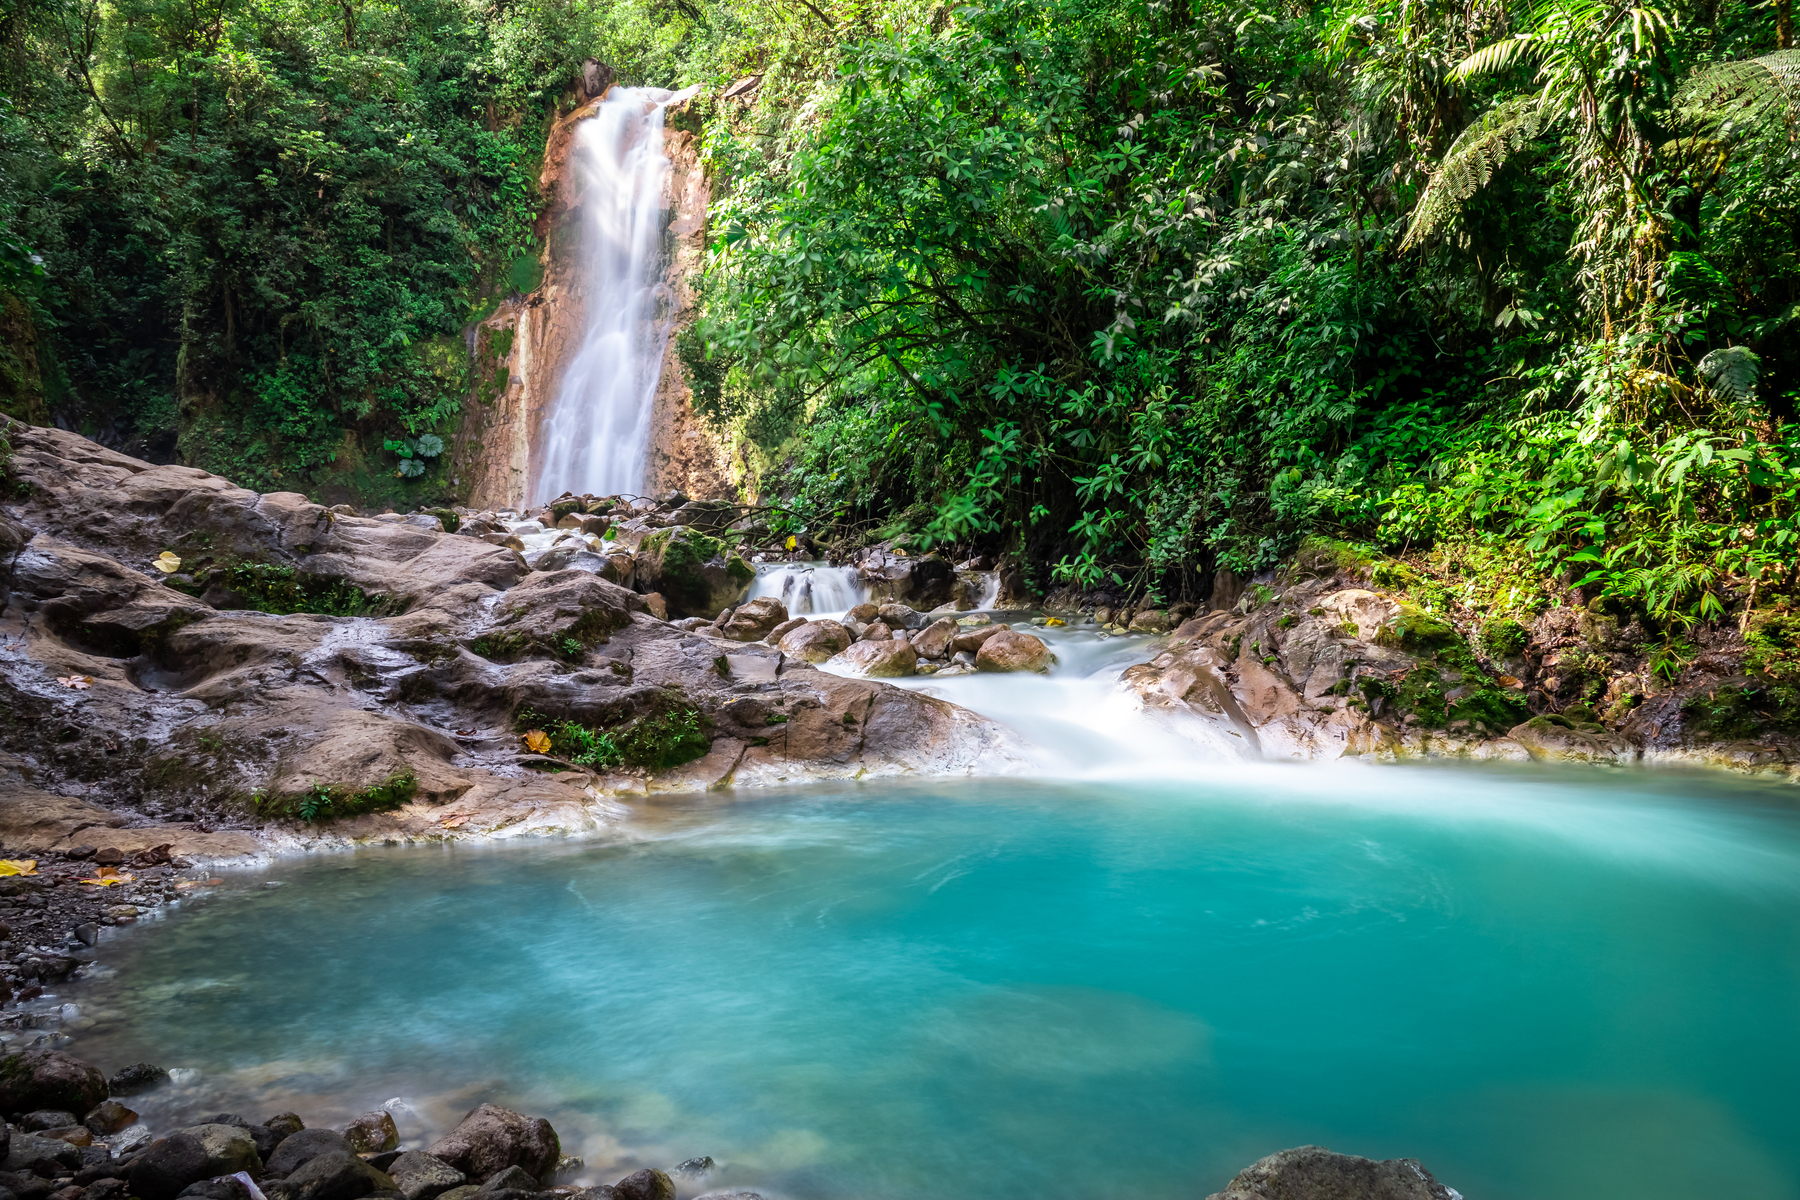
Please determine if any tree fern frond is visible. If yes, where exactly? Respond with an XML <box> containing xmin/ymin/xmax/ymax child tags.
<box><xmin>1675</xmin><ymin>50</ymin><xmax>1800</xmax><ymax>139</ymax></box>
<box><xmin>1451</xmin><ymin>36</ymin><xmax>1537</xmax><ymax>83</ymax></box>
<box><xmin>1400</xmin><ymin>94</ymin><xmax>1548</xmax><ymax>252</ymax></box>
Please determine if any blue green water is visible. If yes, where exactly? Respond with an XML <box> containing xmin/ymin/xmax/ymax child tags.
<box><xmin>69</xmin><ymin>767</ymin><xmax>1800</xmax><ymax>1199</ymax></box>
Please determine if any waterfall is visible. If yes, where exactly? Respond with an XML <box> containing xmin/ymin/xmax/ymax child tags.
<box><xmin>533</xmin><ymin>87</ymin><xmax>687</xmax><ymax>502</ymax></box>
<box><xmin>748</xmin><ymin>564</ymin><xmax>871</xmax><ymax>615</ymax></box>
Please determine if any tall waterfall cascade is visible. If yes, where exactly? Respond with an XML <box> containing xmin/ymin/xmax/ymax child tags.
<box><xmin>533</xmin><ymin>86</ymin><xmax>691</xmax><ymax>502</ymax></box>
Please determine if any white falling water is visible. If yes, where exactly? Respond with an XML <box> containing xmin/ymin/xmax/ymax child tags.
<box><xmin>533</xmin><ymin>86</ymin><xmax>690</xmax><ymax>502</ymax></box>
<box><xmin>747</xmin><ymin>564</ymin><xmax>870</xmax><ymax>616</ymax></box>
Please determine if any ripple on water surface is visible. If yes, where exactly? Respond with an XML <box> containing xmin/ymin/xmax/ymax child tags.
<box><xmin>65</xmin><ymin>768</ymin><xmax>1800</xmax><ymax>1200</ymax></box>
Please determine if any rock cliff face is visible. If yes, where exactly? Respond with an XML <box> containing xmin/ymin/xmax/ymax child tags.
<box><xmin>452</xmin><ymin>88</ymin><xmax>729</xmax><ymax>512</ymax></box>
<box><xmin>0</xmin><ymin>424</ymin><xmax>1021</xmax><ymax>857</ymax></box>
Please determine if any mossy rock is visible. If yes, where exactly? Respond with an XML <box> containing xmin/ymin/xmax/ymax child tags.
<box><xmin>1480</xmin><ymin>617</ymin><xmax>1530</xmax><ymax>659</ymax></box>
<box><xmin>420</xmin><ymin>507</ymin><xmax>461</xmax><ymax>534</ymax></box>
<box><xmin>1374</xmin><ymin>604</ymin><xmax>1456</xmax><ymax>653</ymax></box>
<box><xmin>634</xmin><ymin>527</ymin><xmax>754</xmax><ymax>618</ymax></box>
<box><xmin>549</xmin><ymin>497</ymin><xmax>584</xmax><ymax>520</ymax></box>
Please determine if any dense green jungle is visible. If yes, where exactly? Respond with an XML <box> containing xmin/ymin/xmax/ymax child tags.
<box><xmin>4</xmin><ymin>0</ymin><xmax>1800</xmax><ymax>643</ymax></box>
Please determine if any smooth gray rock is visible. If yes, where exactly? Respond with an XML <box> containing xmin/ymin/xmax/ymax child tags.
<box><xmin>385</xmin><ymin>1151</ymin><xmax>464</xmax><ymax>1200</ymax></box>
<box><xmin>270</xmin><ymin>1151</ymin><xmax>396</xmax><ymax>1200</ymax></box>
<box><xmin>128</xmin><ymin>1126</ymin><xmax>262</xmax><ymax>1200</ymax></box>
<box><xmin>1204</xmin><ymin>1146</ymin><xmax>1461</xmax><ymax>1200</ymax></box>
<box><xmin>18</xmin><ymin>1113</ymin><xmax>77</xmax><ymax>1133</ymax></box>
<box><xmin>609</xmin><ymin>1171</ymin><xmax>673</xmax><ymax>1200</ymax></box>
<box><xmin>3</xmin><ymin>1131</ymin><xmax>82</xmax><ymax>1174</ymax></box>
<box><xmin>107</xmin><ymin>1064</ymin><xmax>169</xmax><ymax>1096</ymax></box>
<box><xmin>472</xmin><ymin>1167</ymin><xmax>536</xmax><ymax>1197</ymax></box>
<box><xmin>264</xmin><ymin>1129</ymin><xmax>354</xmax><ymax>1179</ymax></box>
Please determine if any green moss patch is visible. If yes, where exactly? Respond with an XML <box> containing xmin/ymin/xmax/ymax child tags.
<box><xmin>257</xmin><ymin>772</ymin><xmax>417</xmax><ymax>823</ymax></box>
<box><xmin>169</xmin><ymin>560</ymin><xmax>399</xmax><ymax>617</ymax></box>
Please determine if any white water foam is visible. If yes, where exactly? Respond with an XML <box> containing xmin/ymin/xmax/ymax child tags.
<box><xmin>747</xmin><ymin>563</ymin><xmax>870</xmax><ymax>616</ymax></box>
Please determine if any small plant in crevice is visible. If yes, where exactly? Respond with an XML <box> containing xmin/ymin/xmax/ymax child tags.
<box><xmin>256</xmin><ymin>773</ymin><xmax>418</xmax><ymax>824</ymax></box>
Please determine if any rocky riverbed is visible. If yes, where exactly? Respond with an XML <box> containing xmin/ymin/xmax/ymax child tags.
<box><xmin>0</xmin><ymin>1044</ymin><xmax>1461</xmax><ymax>1200</ymax></box>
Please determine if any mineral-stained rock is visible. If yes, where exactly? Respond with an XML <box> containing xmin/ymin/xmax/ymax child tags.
<box><xmin>1127</xmin><ymin>609</ymin><xmax>1169</xmax><ymax>633</ymax></box>
<box><xmin>386</xmin><ymin>1151</ymin><xmax>466</xmax><ymax>1200</ymax></box>
<box><xmin>0</xmin><ymin>1051</ymin><xmax>108</xmax><ymax>1119</ymax></box>
<box><xmin>719</xmin><ymin>596</ymin><xmax>787</xmax><ymax>642</ymax></box>
<box><xmin>129</xmin><ymin>1125</ymin><xmax>262</xmax><ymax>1200</ymax></box>
<box><xmin>833</xmin><ymin>639</ymin><xmax>919</xmax><ymax>678</ymax></box>
<box><xmin>766</xmin><ymin>617</ymin><xmax>806</xmax><ymax>644</ymax></box>
<box><xmin>425</xmin><ymin>1105</ymin><xmax>559</xmax><ymax>1185</ymax></box>
<box><xmin>632</xmin><ymin>527</ymin><xmax>753</xmax><ymax>619</ymax></box>
<box><xmin>858</xmin><ymin>620</ymin><xmax>892</xmax><ymax>642</ymax></box>
<box><xmin>1507</xmin><ymin>715</ymin><xmax>1635</xmax><ymax>764</ymax></box>
<box><xmin>778</xmin><ymin>620</ymin><xmax>852</xmax><ymax>663</ymax></box>
<box><xmin>341</xmin><ymin>1111</ymin><xmax>398</xmax><ymax>1155</ymax></box>
<box><xmin>1203</xmin><ymin>1145</ymin><xmax>1459</xmax><ymax>1200</ymax></box>
<box><xmin>262</xmin><ymin>1114</ymin><xmax>305</xmax><ymax>1143</ymax></box>
<box><xmin>975</xmin><ymin>631</ymin><xmax>1054</xmax><ymax>673</ymax></box>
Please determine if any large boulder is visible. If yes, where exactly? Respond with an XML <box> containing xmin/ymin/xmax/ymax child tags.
<box><xmin>632</xmin><ymin>528</ymin><xmax>753</xmax><ymax>619</ymax></box>
<box><xmin>777</xmin><ymin>619</ymin><xmax>851</xmax><ymax>663</ymax></box>
<box><xmin>950</xmin><ymin>623</ymin><xmax>1008</xmax><ymax>655</ymax></box>
<box><xmin>268</xmin><ymin>1151</ymin><xmax>396</xmax><ymax>1200</ymax></box>
<box><xmin>857</xmin><ymin>549</ymin><xmax>954</xmax><ymax>608</ymax></box>
<box><xmin>719</xmin><ymin>597</ymin><xmax>787</xmax><ymax>642</ymax></box>
<box><xmin>976</xmin><ymin>631</ymin><xmax>1054</xmax><ymax>673</ymax></box>
<box><xmin>424</xmin><ymin>1105</ymin><xmax>559</xmax><ymax>1185</ymax></box>
<box><xmin>0</xmin><ymin>1051</ymin><xmax>108</xmax><ymax>1118</ymax></box>
<box><xmin>1204</xmin><ymin>1145</ymin><xmax>1459</xmax><ymax>1200</ymax></box>
<box><xmin>469</xmin><ymin>570</ymin><xmax>640</xmax><ymax>659</ymax></box>
<box><xmin>264</xmin><ymin>1129</ymin><xmax>354</xmax><ymax>1178</ymax></box>
<box><xmin>832</xmin><ymin>639</ymin><xmax>918</xmax><ymax>678</ymax></box>
<box><xmin>129</xmin><ymin>1125</ymin><xmax>263</xmax><ymax>1200</ymax></box>
<box><xmin>386</xmin><ymin>1151</ymin><xmax>466</xmax><ymax>1200</ymax></box>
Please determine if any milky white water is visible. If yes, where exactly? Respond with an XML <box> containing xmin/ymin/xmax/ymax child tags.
<box><xmin>746</xmin><ymin>563</ymin><xmax>870</xmax><ymax>615</ymax></box>
<box><xmin>532</xmin><ymin>87</ymin><xmax>688</xmax><ymax>502</ymax></box>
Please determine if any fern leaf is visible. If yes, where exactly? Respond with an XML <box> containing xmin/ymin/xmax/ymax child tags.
<box><xmin>1451</xmin><ymin>37</ymin><xmax>1537</xmax><ymax>83</ymax></box>
<box><xmin>1698</xmin><ymin>345</ymin><xmax>1761</xmax><ymax>403</ymax></box>
<box><xmin>1675</xmin><ymin>50</ymin><xmax>1800</xmax><ymax>138</ymax></box>
<box><xmin>1401</xmin><ymin>94</ymin><xmax>1548</xmax><ymax>252</ymax></box>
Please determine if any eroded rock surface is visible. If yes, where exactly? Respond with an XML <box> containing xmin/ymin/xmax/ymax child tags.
<box><xmin>1205</xmin><ymin>1145</ymin><xmax>1461</xmax><ymax>1200</ymax></box>
<box><xmin>0</xmin><ymin>425</ymin><xmax>1025</xmax><ymax>865</ymax></box>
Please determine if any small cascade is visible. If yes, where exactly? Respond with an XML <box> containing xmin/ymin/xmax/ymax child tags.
<box><xmin>748</xmin><ymin>563</ymin><xmax>870</xmax><ymax>616</ymax></box>
<box><xmin>533</xmin><ymin>87</ymin><xmax>689</xmax><ymax>502</ymax></box>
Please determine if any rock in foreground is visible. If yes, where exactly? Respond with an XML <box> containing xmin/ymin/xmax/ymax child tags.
<box><xmin>1206</xmin><ymin>1145</ymin><xmax>1461</xmax><ymax>1200</ymax></box>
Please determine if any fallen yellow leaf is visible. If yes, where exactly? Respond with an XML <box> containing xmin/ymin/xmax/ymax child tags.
<box><xmin>79</xmin><ymin>874</ymin><xmax>133</xmax><ymax>887</ymax></box>
<box><xmin>523</xmin><ymin>729</ymin><xmax>552</xmax><ymax>754</ymax></box>
<box><xmin>152</xmin><ymin>551</ymin><xmax>182</xmax><ymax>574</ymax></box>
<box><xmin>1045</xmin><ymin>617</ymin><xmax>1066</xmax><ymax>626</ymax></box>
<box><xmin>784</xmin><ymin>535</ymin><xmax>797</xmax><ymax>551</ymax></box>
<box><xmin>0</xmin><ymin>860</ymin><xmax>37</xmax><ymax>877</ymax></box>
<box><xmin>1498</xmin><ymin>674</ymin><xmax>1524</xmax><ymax>689</ymax></box>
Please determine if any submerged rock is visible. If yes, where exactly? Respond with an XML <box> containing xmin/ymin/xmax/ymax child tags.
<box><xmin>1204</xmin><ymin>1145</ymin><xmax>1460</xmax><ymax>1200</ymax></box>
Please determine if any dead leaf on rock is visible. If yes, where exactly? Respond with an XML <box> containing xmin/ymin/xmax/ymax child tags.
<box><xmin>0</xmin><ymin>860</ymin><xmax>37</xmax><ymax>877</ymax></box>
<box><xmin>455</xmin><ymin>727</ymin><xmax>478</xmax><ymax>737</ymax></box>
<box><xmin>439</xmin><ymin>814</ymin><xmax>469</xmax><ymax>828</ymax></box>
<box><xmin>56</xmin><ymin>675</ymin><xmax>94</xmax><ymax>690</ymax></box>
<box><xmin>523</xmin><ymin>729</ymin><xmax>552</xmax><ymax>754</ymax></box>
<box><xmin>1498</xmin><ymin>674</ymin><xmax>1524</xmax><ymax>689</ymax></box>
<box><xmin>152</xmin><ymin>551</ymin><xmax>182</xmax><ymax>574</ymax></box>
<box><xmin>79</xmin><ymin>872</ymin><xmax>132</xmax><ymax>887</ymax></box>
